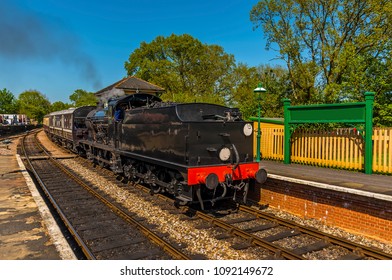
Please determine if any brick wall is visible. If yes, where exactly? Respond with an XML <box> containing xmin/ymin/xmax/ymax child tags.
<box><xmin>250</xmin><ymin>178</ymin><xmax>392</xmax><ymax>243</ymax></box>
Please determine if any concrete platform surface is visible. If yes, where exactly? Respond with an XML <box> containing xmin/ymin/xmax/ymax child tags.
<box><xmin>0</xmin><ymin>134</ymin><xmax>74</xmax><ymax>260</ymax></box>
<box><xmin>261</xmin><ymin>160</ymin><xmax>392</xmax><ymax>199</ymax></box>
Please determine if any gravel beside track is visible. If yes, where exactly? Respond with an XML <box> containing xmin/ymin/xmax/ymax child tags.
<box><xmin>60</xmin><ymin>159</ymin><xmax>264</xmax><ymax>260</ymax></box>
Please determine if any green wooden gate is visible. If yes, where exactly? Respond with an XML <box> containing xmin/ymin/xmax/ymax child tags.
<box><xmin>283</xmin><ymin>92</ymin><xmax>375</xmax><ymax>174</ymax></box>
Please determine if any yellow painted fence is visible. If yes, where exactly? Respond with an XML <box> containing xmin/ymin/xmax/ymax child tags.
<box><xmin>373</xmin><ymin>128</ymin><xmax>392</xmax><ymax>173</ymax></box>
<box><xmin>291</xmin><ymin>128</ymin><xmax>364</xmax><ymax>170</ymax></box>
<box><xmin>255</xmin><ymin>124</ymin><xmax>392</xmax><ymax>174</ymax></box>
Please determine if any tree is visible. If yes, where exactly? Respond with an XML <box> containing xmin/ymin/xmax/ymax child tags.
<box><xmin>69</xmin><ymin>89</ymin><xmax>97</xmax><ymax>107</ymax></box>
<box><xmin>51</xmin><ymin>101</ymin><xmax>71</xmax><ymax>112</ymax></box>
<box><xmin>250</xmin><ymin>0</ymin><xmax>392</xmax><ymax>104</ymax></box>
<box><xmin>18</xmin><ymin>90</ymin><xmax>51</xmax><ymax>123</ymax></box>
<box><xmin>0</xmin><ymin>88</ymin><xmax>18</xmax><ymax>113</ymax></box>
<box><xmin>228</xmin><ymin>64</ymin><xmax>260</xmax><ymax>119</ymax></box>
<box><xmin>257</xmin><ymin>65</ymin><xmax>290</xmax><ymax>117</ymax></box>
<box><xmin>368</xmin><ymin>54</ymin><xmax>392</xmax><ymax>127</ymax></box>
<box><xmin>229</xmin><ymin>64</ymin><xmax>289</xmax><ymax>120</ymax></box>
<box><xmin>124</xmin><ymin>34</ymin><xmax>235</xmax><ymax>104</ymax></box>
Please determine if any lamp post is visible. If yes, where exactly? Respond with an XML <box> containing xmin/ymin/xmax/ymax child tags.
<box><xmin>254</xmin><ymin>83</ymin><xmax>267</xmax><ymax>162</ymax></box>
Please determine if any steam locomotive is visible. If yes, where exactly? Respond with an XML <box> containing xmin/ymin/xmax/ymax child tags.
<box><xmin>43</xmin><ymin>93</ymin><xmax>267</xmax><ymax>209</ymax></box>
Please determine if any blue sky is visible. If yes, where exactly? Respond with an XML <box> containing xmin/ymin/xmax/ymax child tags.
<box><xmin>0</xmin><ymin>0</ymin><xmax>281</xmax><ymax>103</ymax></box>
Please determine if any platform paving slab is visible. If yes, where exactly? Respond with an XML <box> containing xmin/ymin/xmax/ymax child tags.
<box><xmin>0</xmin><ymin>137</ymin><xmax>75</xmax><ymax>260</ymax></box>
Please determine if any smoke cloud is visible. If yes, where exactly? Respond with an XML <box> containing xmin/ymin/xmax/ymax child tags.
<box><xmin>0</xmin><ymin>0</ymin><xmax>101</xmax><ymax>89</ymax></box>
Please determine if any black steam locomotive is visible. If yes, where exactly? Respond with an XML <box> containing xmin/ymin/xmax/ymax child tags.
<box><xmin>43</xmin><ymin>93</ymin><xmax>267</xmax><ymax>209</ymax></box>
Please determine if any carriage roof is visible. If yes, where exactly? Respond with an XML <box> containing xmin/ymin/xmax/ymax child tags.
<box><xmin>45</xmin><ymin>106</ymin><xmax>96</xmax><ymax>118</ymax></box>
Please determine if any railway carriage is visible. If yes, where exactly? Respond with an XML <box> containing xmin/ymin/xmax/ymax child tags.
<box><xmin>43</xmin><ymin>106</ymin><xmax>95</xmax><ymax>151</ymax></box>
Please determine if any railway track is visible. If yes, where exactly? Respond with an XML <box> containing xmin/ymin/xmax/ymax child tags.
<box><xmin>20</xmin><ymin>130</ymin><xmax>191</xmax><ymax>260</ymax></box>
<box><xmin>238</xmin><ymin>205</ymin><xmax>392</xmax><ymax>260</ymax></box>
<box><xmin>78</xmin><ymin>158</ymin><xmax>392</xmax><ymax>260</ymax></box>
<box><xmin>191</xmin><ymin>205</ymin><xmax>392</xmax><ymax>260</ymax></box>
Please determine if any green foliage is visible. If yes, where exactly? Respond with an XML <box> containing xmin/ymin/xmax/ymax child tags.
<box><xmin>250</xmin><ymin>0</ymin><xmax>392</xmax><ymax>104</ymax></box>
<box><xmin>0</xmin><ymin>88</ymin><xmax>18</xmax><ymax>113</ymax></box>
<box><xmin>51</xmin><ymin>101</ymin><xmax>72</xmax><ymax>112</ymax></box>
<box><xmin>124</xmin><ymin>33</ymin><xmax>296</xmax><ymax>121</ymax></box>
<box><xmin>227</xmin><ymin>64</ymin><xmax>260</xmax><ymax>119</ymax></box>
<box><xmin>18</xmin><ymin>90</ymin><xmax>51</xmax><ymax>123</ymax></box>
<box><xmin>124</xmin><ymin>34</ymin><xmax>235</xmax><ymax>104</ymax></box>
<box><xmin>374</xmin><ymin>102</ymin><xmax>392</xmax><ymax>127</ymax></box>
<box><xmin>227</xmin><ymin>64</ymin><xmax>288</xmax><ymax>120</ymax></box>
<box><xmin>257</xmin><ymin>65</ymin><xmax>290</xmax><ymax>118</ymax></box>
<box><xmin>69</xmin><ymin>89</ymin><xmax>97</xmax><ymax>107</ymax></box>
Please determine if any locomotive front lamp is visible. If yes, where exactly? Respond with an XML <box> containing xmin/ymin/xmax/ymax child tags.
<box><xmin>219</xmin><ymin>147</ymin><xmax>231</xmax><ymax>162</ymax></box>
<box><xmin>243</xmin><ymin>123</ymin><xmax>253</xmax><ymax>136</ymax></box>
<box><xmin>254</xmin><ymin>83</ymin><xmax>267</xmax><ymax>162</ymax></box>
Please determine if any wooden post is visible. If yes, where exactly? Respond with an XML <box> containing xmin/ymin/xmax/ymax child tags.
<box><xmin>364</xmin><ymin>92</ymin><xmax>375</xmax><ymax>174</ymax></box>
<box><xmin>283</xmin><ymin>98</ymin><xmax>291</xmax><ymax>164</ymax></box>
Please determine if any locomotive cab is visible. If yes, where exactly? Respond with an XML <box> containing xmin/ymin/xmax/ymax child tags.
<box><xmin>109</xmin><ymin>94</ymin><xmax>163</xmax><ymax>146</ymax></box>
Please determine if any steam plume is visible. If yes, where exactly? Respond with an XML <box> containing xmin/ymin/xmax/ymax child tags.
<box><xmin>0</xmin><ymin>0</ymin><xmax>101</xmax><ymax>89</ymax></box>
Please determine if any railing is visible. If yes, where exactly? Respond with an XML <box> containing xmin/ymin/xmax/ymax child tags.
<box><xmin>291</xmin><ymin>128</ymin><xmax>363</xmax><ymax>170</ymax></box>
<box><xmin>373</xmin><ymin>128</ymin><xmax>392</xmax><ymax>173</ymax></box>
<box><xmin>256</xmin><ymin>125</ymin><xmax>392</xmax><ymax>174</ymax></box>
<box><xmin>258</xmin><ymin>127</ymin><xmax>284</xmax><ymax>161</ymax></box>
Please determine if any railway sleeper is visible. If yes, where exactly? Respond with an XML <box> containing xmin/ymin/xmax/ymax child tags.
<box><xmin>291</xmin><ymin>239</ymin><xmax>331</xmax><ymax>255</ymax></box>
<box><xmin>337</xmin><ymin>248</ymin><xmax>365</xmax><ymax>260</ymax></box>
<box><xmin>231</xmin><ymin>241</ymin><xmax>253</xmax><ymax>250</ymax></box>
<box><xmin>262</xmin><ymin>228</ymin><xmax>302</xmax><ymax>242</ymax></box>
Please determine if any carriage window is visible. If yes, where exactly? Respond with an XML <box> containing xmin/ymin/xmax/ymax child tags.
<box><xmin>55</xmin><ymin>115</ymin><xmax>62</xmax><ymax>127</ymax></box>
<box><xmin>63</xmin><ymin>115</ymin><xmax>72</xmax><ymax>129</ymax></box>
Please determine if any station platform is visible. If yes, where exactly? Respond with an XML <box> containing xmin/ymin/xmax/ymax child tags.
<box><xmin>0</xmin><ymin>135</ymin><xmax>75</xmax><ymax>260</ymax></box>
<box><xmin>258</xmin><ymin>160</ymin><xmax>392</xmax><ymax>243</ymax></box>
<box><xmin>260</xmin><ymin>160</ymin><xmax>392</xmax><ymax>202</ymax></box>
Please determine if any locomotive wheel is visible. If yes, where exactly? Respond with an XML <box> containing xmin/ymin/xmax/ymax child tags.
<box><xmin>86</xmin><ymin>150</ymin><xmax>94</xmax><ymax>162</ymax></box>
<box><xmin>96</xmin><ymin>150</ymin><xmax>106</xmax><ymax>167</ymax></box>
<box><xmin>132</xmin><ymin>163</ymin><xmax>145</xmax><ymax>184</ymax></box>
<box><xmin>146</xmin><ymin>170</ymin><xmax>161</xmax><ymax>194</ymax></box>
<box><xmin>150</xmin><ymin>169</ymin><xmax>169</xmax><ymax>194</ymax></box>
<box><xmin>123</xmin><ymin>164</ymin><xmax>132</xmax><ymax>179</ymax></box>
<box><xmin>97</xmin><ymin>156</ymin><xmax>105</xmax><ymax>167</ymax></box>
<box><xmin>157</xmin><ymin>169</ymin><xmax>170</xmax><ymax>183</ymax></box>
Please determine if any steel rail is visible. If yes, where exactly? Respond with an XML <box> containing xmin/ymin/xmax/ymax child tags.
<box><xmin>194</xmin><ymin>210</ymin><xmax>304</xmax><ymax>260</ymax></box>
<box><xmin>240</xmin><ymin>205</ymin><xmax>392</xmax><ymax>260</ymax></box>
